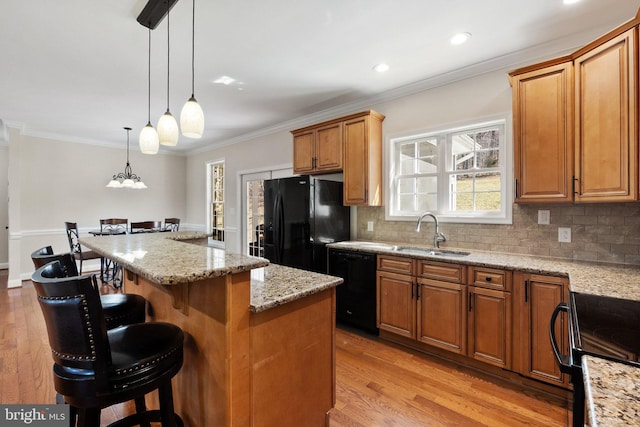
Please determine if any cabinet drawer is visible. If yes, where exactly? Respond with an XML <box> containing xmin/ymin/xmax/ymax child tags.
<box><xmin>469</xmin><ymin>267</ymin><xmax>512</xmax><ymax>292</ymax></box>
<box><xmin>416</xmin><ymin>260</ymin><xmax>465</xmax><ymax>284</ymax></box>
<box><xmin>377</xmin><ymin>255</ymin><xmax>414</xmax><ymax>275</ymax></box>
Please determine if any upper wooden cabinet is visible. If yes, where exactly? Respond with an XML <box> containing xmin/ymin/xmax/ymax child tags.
<box><xmin>291</xmin><ymin>110</ymin><xmax>385</xmax><ymax>206</ymax></box>
<box><xmin>292</xmin><ymin>122</ymin><xmax>343</xmax><ymax>174</ymax></box>
<box><xmin>574</xmin><ymin>28</ymin><xmax>637</xmax><ymax>202</ymax></box>
<box><xmin>511</xmin><ymin>61</ymin><xmax>574</xmax><ymax>202</ymax></box>
<box><xmin>510</xmin><ymin>17</ymin><xmax>639</xmax><ymax>203</ymax></box>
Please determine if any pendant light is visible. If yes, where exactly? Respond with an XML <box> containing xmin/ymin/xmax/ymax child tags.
<box><xmin>180</xmin><ymin>0</ymin><xmax>204</xmax><ymax>139</ymax></box>
<box><xmin>140</xmin><ymin>27</ymin><xmax>160</xmax><ymax>154</ymax></box>
<box><xmin>157</xmin><ymin>2</ymin><xmax>179</xmax><ymax>146</ymax></box>
<box><xmin>107</xmin><ymin>127</ymin><xmax>148</xmax><ymax>189</ymax></box>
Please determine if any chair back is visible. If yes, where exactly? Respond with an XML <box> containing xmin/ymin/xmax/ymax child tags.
<box><xmin>100</xmin><ymin>218</ymin><xmax>128</xmax><ymax>234</ymax></box>
<box><xmin>32</xmin><ymin>262</ymin><xmax>111</xmax><ymax>375</ymax></box>
<box><xmin>64</xmin><ymin>222</ymin><xmax>82</xmax><ymax>255</ymax></box>
<box><xmin>164</xmin><ymin>218</ymin><xmax>180</xmax><ymax>232</ymax></box>
<box><xmin>130</xmin><ymin>221</ymin><xmax>162</xmax><ymax>233</ymax></box>
<box><xmin>31</xmin><ymin>247</ymin><xmax>79</xmax><ymax>277</ymax></box>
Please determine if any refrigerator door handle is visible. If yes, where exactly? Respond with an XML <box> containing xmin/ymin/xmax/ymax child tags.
<box><xmin>278</xmin><ymin>194</ymin><xmax>285</xmax><ymax>261</ymax></box>
<box><xmin>273</xmin><ymin>195</ymin><xmax>281</xmax><ymax>262</ymax></box>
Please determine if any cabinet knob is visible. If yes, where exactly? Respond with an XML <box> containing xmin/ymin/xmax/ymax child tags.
<box><xmin>485</xmin><ymin>276</ymin><xmax>492</xmax><ymax>282</ymax></box>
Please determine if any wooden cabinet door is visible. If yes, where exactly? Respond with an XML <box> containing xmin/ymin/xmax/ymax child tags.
<box><xmin>315</xmin><ymin>122</ymin><xmax>343</xmax><ymax>173</ymax></box>
<box><xmin>293</xmin><ymin>130</ymin><xmax>315</xmax><ymax>174</ymax></box>
<box><xmin>513</xmin><ymin>272</ymin><xmax>570</xmax><ymax>387</ymax></box>
<box><xmin>416</xmin><ymin>279</ymin><xmax>466</xmax><ymax>355</ymax></box>
<box><xmin>574</xmin><ymin>28</ymin><xmax>637</xmax><ymax>202</ymax></box>
<box><xmin>511</xmin><ymin>61</ymin><xmax>574</xmax><ymax>203</ymax></box>
<box><xmin>377</xmin><ymin>270</ymin><xmax>415</xmax><ymax>339</ymax></box>
<box><xmin>343</xmin><ymin>114</ymin><xmax>383</xmax><ymax>206</ymax></box>
<box><xmin>468</xmin><ymin>287</ymin><xmax>511</xmax><ymax>369</ymax></box>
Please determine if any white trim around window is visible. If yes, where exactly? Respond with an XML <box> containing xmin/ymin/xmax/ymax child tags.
<box><xmin>385</xmin><ymin>115</ymin><xmax>513</xmax><ymax>225</ymax></box>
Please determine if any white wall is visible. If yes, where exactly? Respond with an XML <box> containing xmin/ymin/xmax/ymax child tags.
<box><xmin>184</xmin><ymin>68</ymin><xmax>513</xmax><ymax>254</ymax></box>
<box><xmin>186</xmin><ymin>132</ymin><xmax>293</xmax><ymax>253</ymax></box>
<box><xmin>0</xmin><ymin>145</ymin><xmax>8</xmax><ymax>268</ymax></box>
<box><xmin>7</xmin><ymin>127</ymin><xmax>187</xmax><ymax>286</ymax></box>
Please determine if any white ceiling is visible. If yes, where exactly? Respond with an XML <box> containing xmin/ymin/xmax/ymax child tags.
<box><xmin>1</xmin><ymin>0</ymin><xmax>638</xmax><ymax>154</ymax></box>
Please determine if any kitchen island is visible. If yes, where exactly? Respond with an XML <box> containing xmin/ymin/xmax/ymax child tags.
<box><xmin>80</xmin><ymin>232</ymin><xmax>342</xmax><ymax>427</ymax></box>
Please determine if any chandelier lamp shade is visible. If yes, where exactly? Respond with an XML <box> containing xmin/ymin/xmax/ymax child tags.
<box><xmin>180</xmin><ymin>0</ymin><xmax>204</xmax><ymax>139</ymax></box>
<box><xmin>157</xmin><ymin>2</ymin><xmax>179</xmax><ymax>146</ymax></box>
<box><xmin>140</xmin><ymin>27</ymin><xmax>160</xmax><ymax>154</ymax></box>
<box><xmin>107</xmin><ymin>127</ymin><xmax>148</xmax><ymax>189</ymax></box>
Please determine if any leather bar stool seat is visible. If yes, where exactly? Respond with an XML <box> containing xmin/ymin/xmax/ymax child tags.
<box><xmin>31</xmin><ymin>246</ymin><xmax>146</xmax><ymax>329</ymax></box>
<box><xmin>32</xmin><ymin>260</ymin><xmax>184</xmax><ymax>427</ymax></box>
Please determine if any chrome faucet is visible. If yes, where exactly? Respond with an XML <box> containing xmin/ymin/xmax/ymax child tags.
<box><xmin>416</xmin><ymin>212</ymin><xmax>446</xmax><ymax>248</ymax></box>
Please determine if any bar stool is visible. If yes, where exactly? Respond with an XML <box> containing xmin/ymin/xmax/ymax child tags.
<box><xmin>64</xmin><ymin>221</ymin><xmax>103</xmax><ymax>276</ymax></box>
<box><xmin>32</xmin><ymin>260</ymin><xmax>184</xmax><ymax>427</ymax></box>
<box><xmin>31</xmin><ymin>246</ymin><xmax>146</xmax><ymax>330</ymax></box>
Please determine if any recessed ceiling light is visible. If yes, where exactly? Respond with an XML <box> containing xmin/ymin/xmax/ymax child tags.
<box><xmin>450</xmin><ymin>32</ymin><xmax>471</xmax><ymax>45</ymax></box>
<box><xmin>563</xmin><ymin>0</ymin><xmax>581</xmax><ymax>4</ymax></box>
<box><xmin>373</xmin><ymin>63</ymin><xmax>389</xmax><ymax>73</ymax></box>
<box><xmin>213</xmin><ymin>75</ymin><xmax>236</xmax><ymax>85</ymax></box>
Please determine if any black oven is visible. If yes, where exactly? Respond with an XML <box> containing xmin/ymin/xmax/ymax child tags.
<box><xmin>550</xmin><ymin>292</ymin><xmax>640</xmax><ymax>426</ymax></box>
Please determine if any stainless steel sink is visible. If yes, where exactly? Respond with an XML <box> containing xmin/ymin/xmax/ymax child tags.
<box><xmin>391</xmin><ymin>246</ymin><xmax>470</xmax><ymax>257</ymax></box>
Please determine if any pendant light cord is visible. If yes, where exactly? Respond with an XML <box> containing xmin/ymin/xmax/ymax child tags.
<box><xmin>125</xmin><ymin>127</ymin><xmax>131</xmax><ymax>164</ymax></box>
<box><xmin>147</xmin><ymin>28</ymin><xmax>152</xmax><ymax>124</ymax></box>
<box><xmin>166</xmin><ymin>4</ymin><xmax>170</xmax><ymax>111</ymax></box>
<box><xmin>191</xmin><ymin>0</ymin><xmax>195</xmax><ymax>97</ymax></box>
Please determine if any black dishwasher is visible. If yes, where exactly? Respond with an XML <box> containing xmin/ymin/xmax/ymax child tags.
<box><xmin>328</xmin><ymin>248</ymin><xmax>378</xmax><ymax>335</ymax></box>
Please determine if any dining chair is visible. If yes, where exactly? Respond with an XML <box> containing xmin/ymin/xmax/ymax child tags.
<box><xmin>32</xmin><ymin>260</ymin><xmax>184</xmax><ymax>427</ymax></box>
<box><xmin>130</xmin><ymin>220</ymin><xmax>162</xmax><ymax>234</ymax></box>
<box><xmin>100</xmin><ymin>218</ymin><xmax>128</xmax><ymax>234</ymax></box>
<box><xmin>164</xmin><ymin>218</ymin><xmax>180</xmax><ymax>232</ymax></box>
<box><xmin>30</xmin><ymin>246</ymin><xmax>147</xmax><ymax>330</ymax></box>
<box><xmin>64</xmin><ymin>221</ymin><xmax>102</xmax><ymax>275</ymax></box>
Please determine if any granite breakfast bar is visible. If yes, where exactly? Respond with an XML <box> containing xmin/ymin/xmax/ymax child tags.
<box><xmin>80</xmin><ymin>231</ymin><xmax>343</xmax><ymax>427</ymax></box>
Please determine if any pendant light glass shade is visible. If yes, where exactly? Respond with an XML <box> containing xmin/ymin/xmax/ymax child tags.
<box><xmin>180</xmin><ymin>0</ymin><xmax>204</xmax><ymax>139</ymax></box>
<box><xmin>180</xmin><ymin>97</ymin><xmax>204</xmax><ymax>138</ymax></box>
<box><xmin>158</xmin><ymin>111</ymin><xmax>179</xmax><ymax>146</ymax></box>
<box><xmin>139</xmin><ymin>122</ymin><xmax>160</xmax><ymax>154</ymax></box>
<box><xmin>140</xmin><ymin>27</ymin><xmax>159</xmax><ymax>154</ymax></box>
<box><xmin>158</xmin><ymin>4</ymin><xmax>179</xmax><ymax>146</ymax></box>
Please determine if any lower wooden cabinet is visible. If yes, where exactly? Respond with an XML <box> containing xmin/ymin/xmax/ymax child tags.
<box><xmin>513</xmin><ymin>272</ymin><xmax>570</xmax><ymax>387</ymax></box>
<box><xmin>417</xmin><ymin>278</ymin><xmax>467</xmax><ymax>355</ymax></box>
<box><xmin>468</xmin><ymin>286</ymin><xmax>512</xmax><ymax>369</ymax></box>
<box><xmin>377</xmin><ymin>256</ymin><xmax>569</xmax><ymax>388</ymax></box>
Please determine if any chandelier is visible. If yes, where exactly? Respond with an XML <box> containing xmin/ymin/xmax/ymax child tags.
<box><xmin>106</xmin><ymin>127</ymin><xmax>148</xmax><ymax>189</ymax></box>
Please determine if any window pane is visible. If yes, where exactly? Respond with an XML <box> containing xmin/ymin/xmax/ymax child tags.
<box><xmin>398</xmin><ymin>177</ymin><xmax>415</xmax><ymax>194</ymax></box>
<box><xmin>477</xmin><ymin>149</ymin><xmax>500</xmax><ymax>169</ymax></box>
<box><xmin>476</xmin><ymin>191</ymin><xmax>501</xmax><ymax>211</ymax></box>
<box><xmin>475</xmin><ymin>129</ymin><xmax>500</xmax><ymax>150</ymax></box>
<box><xmin>417</xmin><ymin>140</ymin><xmax>438</xmax><ymax>174</ymax></box>
<box><xmin>398</xmin><ymin>194</ymin><xmax>416</xmax><ymax>212</ymax></box>
<box><xmin>450</xmin><ymin>173</ymin><xmax>501</xmax><ymax>212</ymax></box>
<box><xmin>417</xmin><ymin>194</ymin><xmax>437</xmax><ymax>211</ymax></box>
<box><xmin>416</xmin><ymin>176</ymin><xmax>437</xmax><ymax>194</ymax></box>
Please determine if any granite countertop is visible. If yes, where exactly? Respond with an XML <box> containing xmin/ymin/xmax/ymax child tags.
<box><xmin>79</xmin><ymin>231</ymin><xmax>269</xmax><ymax>285</ymax></box>
<box><xmin>583</xmin><ymin>355</ymin><xmax>640</xmax><ymax>426</ymax></box>
<box><xmin>328</xmin><ymin>241</ymin><xmax>640</xmax><ymax>301</ymax></box>
<box><xmin>329</xmin><ymin>240</ymin><xmax>640</xmax><ymax>425</ymax></box>
<box><xmin>249</xmin><ymin>264</ymin><xmax>343</xmax><ymax>313</ymax></box>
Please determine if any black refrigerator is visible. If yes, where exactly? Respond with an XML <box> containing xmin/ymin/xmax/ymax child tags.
<box><xmin>263</xmin><ymin>175</ymin><xmax>350</xmax><ymax>273</ymax></box>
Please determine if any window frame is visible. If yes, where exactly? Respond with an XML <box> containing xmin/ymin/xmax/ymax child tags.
<box><xmin>385</xmin><ymin>116</ymin><xmax>513</xmax><ymax>225</ymax></box>
<box><xmin>207</xmin><ymin>160</ymin><xmax>225</xmax><ymax>247</ymax></box>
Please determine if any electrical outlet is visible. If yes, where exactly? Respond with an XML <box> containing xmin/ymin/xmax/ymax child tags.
<box><xmin>558</xmin><ymin>227</ymin><xmax>571</xmax><ymax>243</ymax></box>
<box><xmin>367</xmin><ymin>221</ymin><xmax>374</xmax><ymax>232</ymax></box>
<box><xmin>538</xmin><ymin>210</ymin><xmax>550</xmax><ymax>225</ymax></box>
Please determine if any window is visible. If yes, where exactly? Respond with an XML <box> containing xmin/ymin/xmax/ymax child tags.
<box><xmin>388</xmin><ymin>119</ymin><xmax>511</xmax><ymax>224</ymax></box>
<box><xmin>209</xmin><ymin>161</ymin><xmax>225</xmax><ymax>243</ymax></box>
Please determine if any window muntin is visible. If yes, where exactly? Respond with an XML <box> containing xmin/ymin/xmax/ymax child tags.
<box><xmin>389</xmin><ymin>120</ymin><xmax>510</xmax><ymax>224</ymax></box>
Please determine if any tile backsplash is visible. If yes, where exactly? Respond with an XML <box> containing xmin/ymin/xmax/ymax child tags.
<box><xmin>356</xmin><ymin>203</ymin><xmax>640</xmax><ymax>266</ymax></box>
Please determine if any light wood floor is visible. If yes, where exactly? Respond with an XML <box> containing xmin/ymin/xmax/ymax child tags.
<box><xmin>0</xmin><ymin>269</ymin><xmax>570</xmax><ymax>426</ymax></box>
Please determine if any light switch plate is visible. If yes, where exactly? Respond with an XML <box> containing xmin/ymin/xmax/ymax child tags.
<box><xmin>367</xmin><ymin>221</ymin><xmax>374</xmax><ymax>232</ymax></box>
<box><xmin>538</xmin><ymin>210</ymin><xmax>550</xmax><ymax>225</ymax></box>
